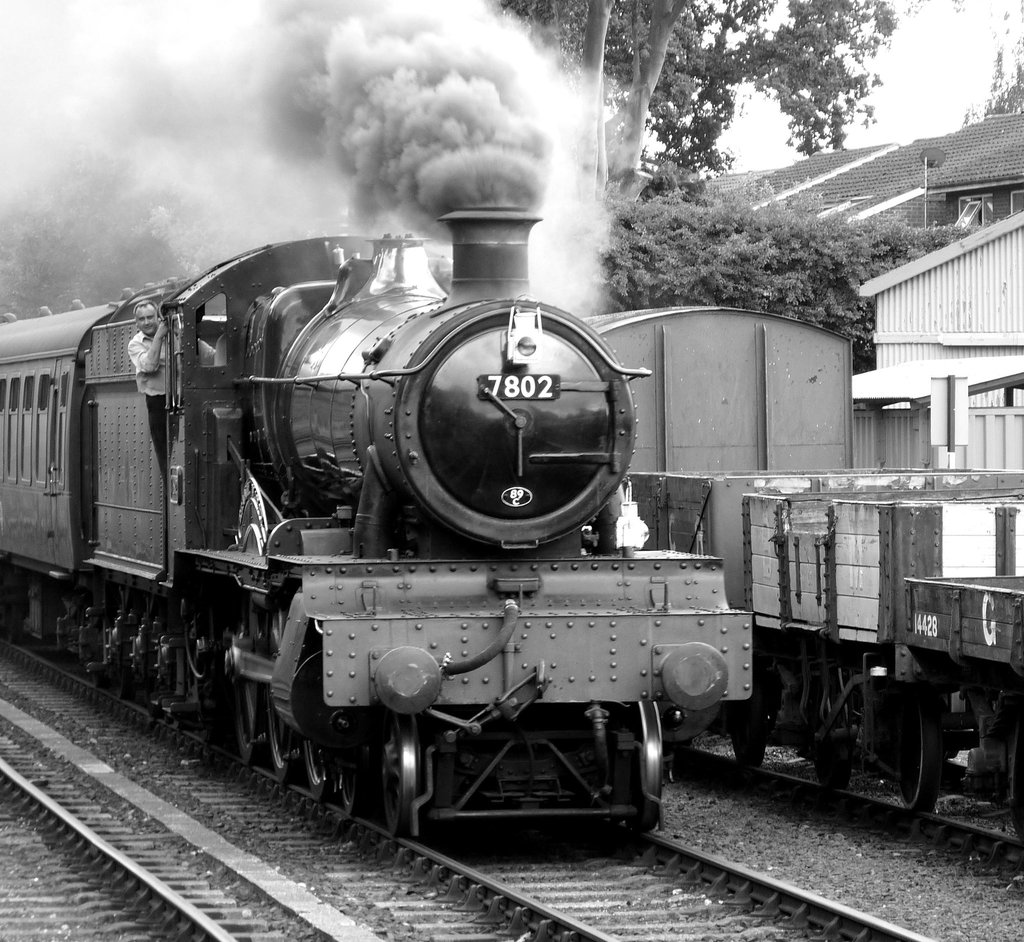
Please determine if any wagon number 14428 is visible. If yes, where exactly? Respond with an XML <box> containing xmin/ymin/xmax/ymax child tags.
<box><xmin>914</xmin><ymin>612</ymin><xmax>940</xmax><ymax>638</ymax></box>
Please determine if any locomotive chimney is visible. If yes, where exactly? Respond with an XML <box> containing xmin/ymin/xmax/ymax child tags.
<box><xmin>439</xmin><ymin>208</ymin><xmax>540</xmax><ymax>305</ymax></box>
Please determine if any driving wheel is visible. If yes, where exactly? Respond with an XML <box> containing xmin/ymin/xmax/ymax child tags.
<box><xmin>233</xmin><ymin>679</ymin><xmax>264</xmax><ymax>767</ymax></box>
<box><xmin>266</xmin><ymin>694</ymin><xmax>300</xmax><ymax>784</ymax></box>
<box><xmin>302</xmin><ymin>739</ymin><xmax>338</xmax><ymax>802</ymax></box>
<box><xmin>381</xmin><ymin>712</ymin><xmax>420</xmax><ymax>836</ymax></box>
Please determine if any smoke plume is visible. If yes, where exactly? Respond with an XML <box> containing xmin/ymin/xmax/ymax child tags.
<box><xmin>1</xmin><ymin>0</ymin><xmax>609</xmax><ymax>312</ymax></box>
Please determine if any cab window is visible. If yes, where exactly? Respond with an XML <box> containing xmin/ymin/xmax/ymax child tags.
<box><xmin>196</xmin><ymin>293</ymin><xmax>226</xmax><ymax>365</ymax></box>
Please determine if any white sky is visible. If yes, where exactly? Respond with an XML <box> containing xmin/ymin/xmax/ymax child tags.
<box><xmin>1</xmin><ymin>2</ymin><xmax>1019</xmax><ymax>198</ymax></box>
<box><xmin>720</xmin><ymin>0</ymin><xmax>1022</xmax><ymax>172</ymax></box>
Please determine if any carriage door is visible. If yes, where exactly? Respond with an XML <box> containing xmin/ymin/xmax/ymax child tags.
<box><xmin>44</xmin><ymin>363</ymin><xmax>70</xmax><ymax>569</ymax></box>
<box><xmin>33</xmin><ymin>369</ymin><xmax>56</xmax><ymax>565</ymax></box>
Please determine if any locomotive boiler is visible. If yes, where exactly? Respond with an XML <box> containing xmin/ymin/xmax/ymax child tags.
<box><xmin>0</xmin><ymin>208</ymin><xmax>751</xmax><ymax>836</ymax></box>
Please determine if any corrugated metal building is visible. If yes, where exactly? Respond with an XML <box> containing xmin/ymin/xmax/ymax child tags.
<box><xmin>861</xmin><ymin>210</ymin><xmax>1024</xmax><ymax>370</ymax></box>
<box><xmin>856</xmin><ymin>215</ymin><xmax>1024</xmax><ymax>468</ymax></box>
<box><xmin>852</xmin><ymin>357</ymin><xmax>1024</xmax><ymax>469</ymax></box>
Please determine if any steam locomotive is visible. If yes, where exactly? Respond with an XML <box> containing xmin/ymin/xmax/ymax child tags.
<box><xmin>0</xmin><ymin>208</ymin><xmax>751</xmax><ymax>835</ymax></box>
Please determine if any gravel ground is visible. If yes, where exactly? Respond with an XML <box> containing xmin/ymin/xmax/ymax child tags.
<box><xmin>6</xmin><ymin>659</ymin><xmax>1023</xmax><ymax>942</ymax></box>
<box><xmin>665</xmin><ymin>737</ymin><xmax>1024</xmax><ymax>942</ymax></box>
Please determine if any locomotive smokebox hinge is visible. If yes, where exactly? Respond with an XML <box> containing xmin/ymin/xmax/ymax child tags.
<box><xmin>648</xmin><ymin>577</ymin><xmax>669</xmax><ymax>611</ymax></box>
<box><xmin>360</xmin><ymin>580</ymin><xmax>378</xmax><ymax>613</ymax></box>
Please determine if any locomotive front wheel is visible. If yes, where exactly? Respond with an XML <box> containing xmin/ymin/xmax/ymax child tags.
<box><xmin>233</xmin><ymin>679</ymin><xmax>264</xmax><ymax>766</ymax></box>
<box><xmin>631</xmin><ymin>701</ymin><xmax>663</xmax><ymax>831</ymax></box>
<box><xmin>266</xmin><ymin>695</ymin><xmax>300</xmax><ymax>784</ymax></box>
<box><xmin>897</xmin><ymin>690</ymin><xmax>943</xmax><ymax>811</ymax></box>
<box><xmin>381</xmin><ymin>711</ymin><xmax>420</xmax><ymax>836</ymax></box>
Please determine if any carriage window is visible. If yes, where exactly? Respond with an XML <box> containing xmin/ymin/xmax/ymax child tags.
<box><xmin>60</xmin><ymin>372</ymin><xmax>69</xmax><ymax>406</ymax></box>
<box><xmin>5</xmin><ymin>378</ymin><xmax>16</xmax><ymax>481</ymax></box>
<box><xmin>37</xmin><ymin>374</ymin><xmax>51</xmax><ymax>410</ymax></box>
<box><xmin>20</xmin><ymin>376</ymin><xmax>34</xmax><ymax>483</ymax></box>
<box><xmin>197</xmin><ymin>292</ymin><xmax>226</xmax><ymax>365</ymax></box>
<box><xmin>0</xmin><ymin>378</ymin><xmax>6</xmax><ymax>411</ymax></box>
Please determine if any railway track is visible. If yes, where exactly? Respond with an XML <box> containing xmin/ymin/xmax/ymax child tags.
<box><xmin>0</xmin><ymin>744</ymin><xmax>247</xmax><ymax>941</ymax></box>
<box><xmin>0</xmin><ymin>640</ymin><xmax>944</xmax><ymax>942</ymax></box>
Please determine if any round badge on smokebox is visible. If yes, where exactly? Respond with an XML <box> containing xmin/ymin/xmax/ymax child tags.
<box><xmin>500</xmin><ymin>486</ymin><xmax>533</xmax><ymax>507</ymax></box>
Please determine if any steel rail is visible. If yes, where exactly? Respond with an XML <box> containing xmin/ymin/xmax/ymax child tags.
<box><xmin>341</xmin><ymin>817</ymin><xmax>937</xmax><ymax>942</ymax></box>
<box><xmin>0</xmin><ymin>640</ymin><xmax>950</xmax><ymax>942</ymax></box>
<box><xmin>638</xmin><ymin>829</ymin><xmax>939</xmax><ymax>942</ymax></box>
<box><xmin>0</xmin><ymin>754</ymin><xmax>237</xmax><ymax>942</ymax></box>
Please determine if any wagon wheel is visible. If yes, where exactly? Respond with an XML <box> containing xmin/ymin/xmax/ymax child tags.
<box><xmin>381</xmin><ymin>711</ymin><xmax>420</xmax><ymax>836</ymax></box>
<box><xmin>630</xmin><ymin>701</ymin><xmax>663</xmax><ymax>831</ymax></box>
<box><xmin>813</xmin><ymin>733</ymin><xmax>853</xmax><ymax>790</ymax></box>
<box><xmin>810</xmin><ymin>672</ymin><xmax>854</xmax><ymax>790</ymax></box>
<box><xmin>727</xmin><ymin>671</ymin><xmax>780</xmax><ymax>767</ymax></box>
<box><xmin>266</xmin><ymin>693</ymin><xmax>301</xmax><ymax>784</ymax></box>
<box><xmin>233</xmin><ymin>679</ymin><xmax>265</xmax><ymax>767</ymax></box>
<box><xmin>302</xmin><ymin>739</ymin><xmax>339</xmax><ymax>802</ymax></box>
<box><xmin>1008</xmin><ymin>708</ymin><xmax>1024</xmax><ymax>839</ymax></box>
<box><xmin>897</xmin><ymin>689</ymin><xmax>943</xmax><ymax>812</ymax></box>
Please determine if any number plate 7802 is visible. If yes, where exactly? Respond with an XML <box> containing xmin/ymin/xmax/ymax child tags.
<box><xmin>478</xmin><ymin>374</ymin><xmax>560</xmax><ymax>400</ymax></box>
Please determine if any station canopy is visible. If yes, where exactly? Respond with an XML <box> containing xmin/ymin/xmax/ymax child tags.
<box><xmin>853</xmin><ymin>355</ymin><xmax>1024</xmax><ymax>406</ymax></box>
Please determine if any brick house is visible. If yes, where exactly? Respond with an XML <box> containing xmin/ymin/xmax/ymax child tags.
<box><xmin>732</xmin><ymin>113</ymin><xmax>1024</xmax><ymax>228</ymax></box>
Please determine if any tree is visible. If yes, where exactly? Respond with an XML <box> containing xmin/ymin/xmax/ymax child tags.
<box><xmin>602</xmin><ymin>189</ymin><xmax>960</xmax><ymax>371</ymax></box>
<box><xmin>753</xmin><ymin>0</ymin><xmax>898</xmax><ymax>155</ymax></box>
<box><xmin>500</xmin><ymin>1</ymin><xmax>899</xmax><ymax>190</ymax></box>
<box><xmin>981</xmin><ymin>2</ymin><xmax>1024</xmax><ymax>117</ymax></box>
<box><xmin>0</xmin><ymin>152</ymin><xmax>194</xmax><ymax>317</ymax></box>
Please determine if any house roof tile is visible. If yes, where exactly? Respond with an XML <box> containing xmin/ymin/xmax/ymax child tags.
<box><xmin>722</xmin><ymin>113</ymin><xmax>1024</xmax><ymax>212</ymax></box>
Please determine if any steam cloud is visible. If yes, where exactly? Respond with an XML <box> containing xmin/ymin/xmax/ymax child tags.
<box><xmin>1</xmin><ymin>0</ymin><xmax>609</xmax><ymax>311</ymax></box>
<box><xmin>260</xmin><ymin>0</ymin><xmax>553</xmax><ymax>229</ymax></box>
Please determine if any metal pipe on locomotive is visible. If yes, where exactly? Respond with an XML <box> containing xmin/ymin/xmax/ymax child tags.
<box><xmin>0</xmin><ymin>207</ymin><xmax>751</xmax><ymax>836</ymax></box>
